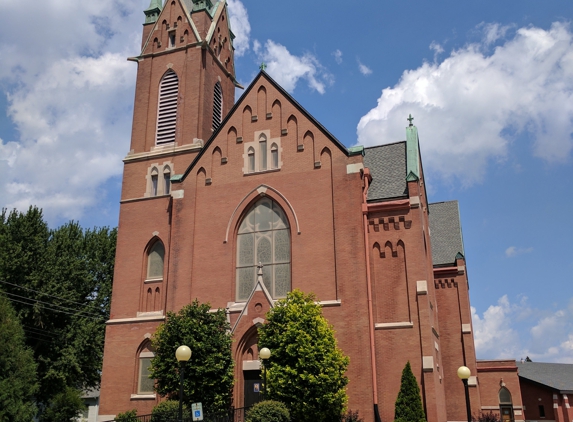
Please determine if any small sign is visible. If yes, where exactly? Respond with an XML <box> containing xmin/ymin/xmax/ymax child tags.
<box><xmin>192</xmin><ymin>403</ymin><xmax>203</xmax><ymax>421</ymax></box>
<box><xmin>254</xmin><ymin>383</ymin><xmax>260</xmax><ymax>393</ymax></box>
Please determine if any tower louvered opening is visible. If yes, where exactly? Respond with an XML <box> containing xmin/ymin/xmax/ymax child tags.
<box><xmin>213</xmin><ymin>82</ymin><xmax>223</xmax><ymax>130</ymax></box>
<box><xmin>156</xmin><ymin>71</ymin><xmax>179</xmax><ymax>145</ymax></box>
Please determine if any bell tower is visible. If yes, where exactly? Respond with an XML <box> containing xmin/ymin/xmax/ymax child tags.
<box><xmin>128</xmin><ymin>0</ymin><xmax>240</xmax><ymax>154</ymax></box>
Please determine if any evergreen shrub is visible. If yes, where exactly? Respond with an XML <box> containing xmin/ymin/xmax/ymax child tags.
<box><xmin>245</xmin><ymin>400</ymin><xmax>290</xmax><ymax>422</ymax></box>
<box><xmin>394</xmin><ymin>361</ymin><xmax>426</xmax><ymax>422</ymax></box>
<box><xmin>114</xmin><ymin>409</ymin><xmax>138</xmax><ymax>422</ymax></box>
<box><xmin>151</xmin><ymin>400</ymin><xmax>190</xmax><ymax>422</ymax></box>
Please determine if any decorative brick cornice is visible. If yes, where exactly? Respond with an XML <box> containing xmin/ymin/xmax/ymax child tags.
<box><xmin>368</xmin><ymin>216</ymin><xmax>412</xmax><ymax>232</ymax></box>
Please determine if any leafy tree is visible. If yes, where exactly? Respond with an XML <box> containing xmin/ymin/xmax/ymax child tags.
<box><xmin>0</xmin><ymin>207</ymin><xmax>117</xmax><ymax>415</ymax></box>
<box><xmin>394</xmin><ymin>361</ymin><xmax>426</xmax><ymax>422</ymax></box>
<box><xmin>0</xmin><ymin>292</ymin><xmax>39</xmax><ymax>421</ymax></box>
<box><xmin>258</xmin><ymin>289</ymin><xmax>349</xmax><ymax>422</ymax></box>
<box><xmin>41</xmin><ymin>386</ymin><xmax>86</xmax><ymax>422</ymax></box>
<box><xmin>150</xmin><ymin>300</ymin><xmax>234</xmax><ymax>414</ymax></box>
<box><xmin>245</xmin><ymin>400</ymin><xmax>290</xmax><ymax>422</ymax></box>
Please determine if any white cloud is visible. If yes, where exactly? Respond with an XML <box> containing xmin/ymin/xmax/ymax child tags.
<box><xmin>0</xmin><ymin>0</ymin><xmax>142</xmax><ymax>223</ymax></box>
<box><xmin>357</xmin><ymin>22</ymin><xmax>573</xmax><ymax>186</ymax></box>
<box><xmin>472</xmin><ymin>295</ymin><xmax>573</xmax><ymax>362</ymax></box>
<box><xmin>227</xmin><ymin>0</ymin><xmax>250</xmax><ymax>57</ymax></box>
<box><xmin>505</xmin><ymin>246</ymin><xmax>533</xmax><ymax>257</ymax></box>
<box><xmin>333</xmin><ymin>49</ymin><xmax>343</xmax><ymax>64</ymax></box>
<box><xmin>479</xmin><ymin>22</ymin><xmax>514</xmax><ymax>45</ymax></box>
<box><xmin>255</xmin><ymin>40</ymin><xmax>333</xmax><ymax>94</ymax></box>
<box><xmin>358</xmin><ymin>60</ymin><xmax>373</xmax><ymax>76</ymax></box>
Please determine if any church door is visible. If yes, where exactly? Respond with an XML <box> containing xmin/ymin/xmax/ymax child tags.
<box><xmin>500</xmin><ymin>405</ymin><xmax>513</xmax><ymax>422</ymax></box>
<box><xmin>243</xmin><ymin>370</ymin><xmax>263</xmax><ymax>408</ymax></box>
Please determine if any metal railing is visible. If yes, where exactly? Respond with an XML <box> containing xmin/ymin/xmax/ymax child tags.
<box><xmin>112</xmin><ymin>406</ymin><xmax>251</xmax><ymax>422</ymax></box>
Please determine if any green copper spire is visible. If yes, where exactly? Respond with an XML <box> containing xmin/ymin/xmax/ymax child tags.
<box><xmin>191</xmin><ymin>0</ymin><xmax>214</xmax><ymax>12</ymax></box>
<box><xmin>144</xmin><ymin>0</ymin><xmax>163</xmax><ymax>24</ymax></box>
<box><xmin>406</xmin><ymin>114</ymin><xmax>420</xmax><ymax>182</ymax></box>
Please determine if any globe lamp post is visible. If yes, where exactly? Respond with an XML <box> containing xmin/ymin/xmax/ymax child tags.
<box><xmin>176</xmin><ymin>345</ymin><xmax>192</xmax><ymax>422</ymax></box>
<box><xmin>457</xmin><ymin>365</ymin><xmax>472</xmax><ymax>422</ymax></box>
<box><xmin>259</xmin><ymin>347</ymin><xmax>271</xmax><ymax>401</ymax></box>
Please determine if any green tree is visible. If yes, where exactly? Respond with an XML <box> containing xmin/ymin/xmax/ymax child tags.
<box><xmin>0</xmin><ymin>207</ymin><xmax>117</xmax><ymax>416</ymax></box>
<box><xmin>394</xmin><ymin>361</ymin><xmax>426</xmax><ymax>422</ymax></box>
<box><xmin>41</xmin><ymin>386</ymin><xmax>86</xmax><ymax>422</ymax></box>
<box><xmin>258</xmin><ymin>289</ymin><xmax>349</xmax><ymax>422</ymax></box>
<box><xmin>150</xmin><ymin>300</ymin><xmax>234</xmax><ymax>414</ymax></box>
<box><xmin>0</xmin><ymin>292</ymin><xmax>39</xmax><ymax>421</ymax></box>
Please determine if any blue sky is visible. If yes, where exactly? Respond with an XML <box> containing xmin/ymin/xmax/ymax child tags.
<box><xmin>1</xmin><ymin>0</ymin><xmax>572</xmax><ymax>363</ymax></box>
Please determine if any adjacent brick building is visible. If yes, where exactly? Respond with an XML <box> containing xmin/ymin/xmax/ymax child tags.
<box><xmin>98</xmin><ymin>1</ymin><xmax>525</xmax><ymax>420</ymax></box>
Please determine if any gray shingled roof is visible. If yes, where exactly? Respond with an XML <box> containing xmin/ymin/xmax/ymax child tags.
<box><xmin>428</xmin><ymin>201</ymin><xmax>465</xmax><ymax>266</ymax></box>
<box><xmin>517</xmin><ymin>362</ymin><xmax>573</xmax><ymax>392</ymax></box>
<box><xmin>364</xmin><ymin>142</ymin><xmax>408</xmax><ymax>201</ymax></box>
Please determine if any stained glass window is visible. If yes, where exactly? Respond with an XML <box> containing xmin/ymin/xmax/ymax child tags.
<box><xmin>236</xmin><ymin>198</ymin><xmax>290</xmax><ymax>301</ymax></box>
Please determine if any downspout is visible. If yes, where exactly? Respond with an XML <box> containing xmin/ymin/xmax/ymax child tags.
<box><xmin>362</xmin><ymin>168</ymin><xmax>382</xmax><ymax>422</ymax></box>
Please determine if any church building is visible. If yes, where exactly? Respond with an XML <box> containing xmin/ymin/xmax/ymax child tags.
<box><xmin>98</xmin><ymin>1</ymin><xmax>524</xmax><ymax>421</ymax></box>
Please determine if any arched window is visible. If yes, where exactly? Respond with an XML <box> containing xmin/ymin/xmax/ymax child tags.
<box><xmin>236</xmin><ymin>198</ymin><xmax>290</xmax><ymax>301</ymax></box>
<box><xmin>271</xmin><ymin>143</ymin><xmax>278</xmax><ymax>169</ymax></box>
<box><xmin>137</xmin><ymin>341</ymin><xmax>155</xmax><ymax>395</ymax></box>
<box><xmin>247</xmin><ymin>147</ymin><xmax>255</xmax><ymax>173</ymax></box>
<box><xmin>147</xmin><ymin>241</ymin><xmax>165</xmax><ymax>280</ymax></box>
<box><xmin>156</xmin><ymin>70</ymin><xmax>179</xmax><ymax>145</ymax></box>
<box><xmin>499</xmin><ymin>387</ymin><xmax>512</xmax><ymax>404</ymax></box>
<box><xmin>163</xmin><ymin>166</ymin><xmax>171</xmax><ymax>195</ymax></box>
<box><xmin>151</xmin><ymin>167</ymin><xmax>159</xmax><ymax>196</ymax></box>
<box><xmin>259</xmin><ymin>134</ymin><xmax>267</xmax><ymax>170</ymax></box>
<box><xmin>213</xmin><ymin>82</ymin><xmax>223</xmax><ymax>130</ymax></box>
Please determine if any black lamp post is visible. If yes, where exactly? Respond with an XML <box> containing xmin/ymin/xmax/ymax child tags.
<box><xmin>176</xmin><ymin>345</ymin><xmax>192</xmax><ymax>422</ymax></box>
<box><xmin>259</xmin><ymin>347</ymin><xmax>271</xmax><ymax>401</ymax></box>
<box><xmin>457</xmin><ymin>365</ymin><xmax>472</xmax><ymax>422</ymax></box>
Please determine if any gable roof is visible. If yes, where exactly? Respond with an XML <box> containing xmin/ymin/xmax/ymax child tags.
<box><xmin>178</xmin><ymin>70</ymin><xmax>350</xmax><ymax>182</ymax></box>
<box><xmin>364</xmin><ymin>142</ymin><xmax>408</xmax><ymax>201</ymax></box>
<box><xmin>517</xmin><ymin>362</ymin><xmax>573</xmax><ymax>392</ymax></box>
<box><xmin>428</xmin><ymin>200</ymin><xmax>465</xmax><ymax>266</ymax></box>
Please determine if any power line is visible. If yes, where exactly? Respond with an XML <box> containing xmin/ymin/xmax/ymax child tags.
<box><xmin>5</xmin><ymin>296</ymin><xmax>105</xmax><ymax>321</ymax></box>
<box><xmin>2</xmin><ymin>291</ymin><xmax>103</xmax><ymax>319</ymax></box>
<box><xmin>0</xmin><ymin>279</ymin><xmax>101</xmax><ymax>309</ymax></box>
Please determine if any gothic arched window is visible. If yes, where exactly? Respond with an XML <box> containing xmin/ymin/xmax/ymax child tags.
<box><xmin>147</xmin><ymin>241</ymin><xmax>165</xmax><ymax>280</ymax></box>
<box><xmin>137</xmin><ymin>341</ymin><xmax>155</xmax><ymax>395</ymax></box>
<box><xmin>236</xmin><ymin>198</ymin><xmax>290</xmax><ymax>301</ymax></box>
<box><xmin>156</xmin><ymin>70</ymin><xmax>179</xmax><ymax>145</ymax></box>
<box><xmin>213</xmin><ymin>82</ymin><xmax>223</xmax><ymax>130</ymax></box>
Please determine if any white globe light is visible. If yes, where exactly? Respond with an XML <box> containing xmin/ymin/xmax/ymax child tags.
<box><xmin>457</xmin><ymin>366</ymin><xmax>471</xmax><ymax>380</ymax></box>
<box><xmin>259</xmin><ymin>347</ymin><xmax>271</xmax><ymax>360</ymax></box>
<box><xmin>175</xmin><ymin>345</ymin><xmax>192</xmax><ymax>362</ymax></box>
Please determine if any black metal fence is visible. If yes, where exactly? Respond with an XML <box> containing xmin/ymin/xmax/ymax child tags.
<box><xmin>112</xmin><ymin>406</ymin><xmax>251</xmax><ymax>422</ymax></box>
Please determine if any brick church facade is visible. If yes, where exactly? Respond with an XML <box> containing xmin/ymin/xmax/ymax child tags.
<box><xmin>98</xmin><ymin>1</ymin><xmax>525</xmax><ymax>421</ymax></box>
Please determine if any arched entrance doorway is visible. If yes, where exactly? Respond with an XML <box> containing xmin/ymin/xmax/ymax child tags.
<box><xmin>499</xmin><ymin>387</ymin><xmax>514</xmax><ymax>422</ymax></box>
<box><xmin>236</xmin><ymin>326</ymin><xmax>263</xmax><ymax>408</ymax></box>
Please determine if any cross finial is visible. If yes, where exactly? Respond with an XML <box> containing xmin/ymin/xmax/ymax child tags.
<box><xmin>407</xmin><ymin>114</ymin><xmax>414</xmax><ymax>126</ymax></box>
<box><xmin>257</xmin><ymin>262</ymin><xmax>263</xmax><ymax>275</ymax></box>
<box><xmin>260</xmin><ymin>62</ymin><xmax>267</xmax><ymax>71</ymax></box>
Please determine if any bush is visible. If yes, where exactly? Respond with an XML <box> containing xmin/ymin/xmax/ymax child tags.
<box><xmin>341</xmin><ymin>410</ymin><xmax>364</xmax><ymax>422</ymax></box>
<box><xmin>40</xmin><ymin>387</ymin><xmax>86</xmax><ymax>422</ymax></box>
<box><xmin>114</xmin><ymin>409</ymin><xmax>138</xmax><ymax>422</ymax></box>
<box><xmin>473</xmin><ymin>411</ymin><xmax>501</xmax><ymax>422</ymax></box>
<box><xmin>245</xmin><ymin>400</ymin><xmax>290</xmax><ymax>422</ymax></box>
<box><xmin>152</xmin><ymin>400</ymin><xmax>190</xmax><ymax>422</ymax></box>
<box><xmin>394</xmin><ymin>361</ymin><xmax>426</xmax><ymax>422</ymax></box>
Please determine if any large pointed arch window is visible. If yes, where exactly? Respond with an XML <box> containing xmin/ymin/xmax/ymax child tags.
<box><xmin>236</xmin><ymin>198</ymin><xmax>290</xmax><ymax>301</ymax></box>
<box><xmin>156</xmin><ymin>70</ymin><xmax>179</xmax><ymax>145</ymax></box>
<box><xmin>147</xmin><ymin>241</ymin><xmax>165</xmax><ymax>280</ymax></box>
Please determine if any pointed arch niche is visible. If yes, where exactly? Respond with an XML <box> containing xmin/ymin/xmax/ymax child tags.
<box><xmin>371</xmin><ymin>240</ymin><xmax>411</xmax><ymax>325</ymax></box>
<box><xmin>156</xmin><ymin>70</ymin><xmax>179</xmax><ymax>145</ymax></box>
<box><xmin>235</xmin><ymin>197</ymin><xmax>291</xmax><ymax>302</ymax></box>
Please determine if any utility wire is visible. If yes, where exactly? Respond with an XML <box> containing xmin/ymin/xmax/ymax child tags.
<box><xmin>5</xmin><ymin>296</ymin><xmax>105</xmax><ymax>321</ymax></box>
<box><xmin>0</xmin><ymin>279</ymin><xmax>102</xmax><ymax>308</ymax></box>
<box><xmin>3</xmin><ymin>290</ymin><xmax>103</xmax><ymax>319</ymax></box>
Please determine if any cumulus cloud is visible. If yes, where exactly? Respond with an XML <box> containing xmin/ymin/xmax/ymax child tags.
<box><xmin>0</xmin><ymin>0</ymin><xmax>141</xmax><ymax>223</ymax></box>
<box><xmin>505</xmin><ymin>246</ymin><xmax>533</xmax><ymax>257</ymax></box>
<box><xmin>358</xmin><ymin>60</ymin><xmax>373</xmax><ymax>75</ymax></box>
<box><xmin>255</xmin><ymin>40</ymin><xmax>333</xmax><ymax>94</ymax></box>
<box><xmin>357</xmin><ymin>22</ymin><xmax>573</xmax><ymax>186</ymax></box>
<box><xmin>227</xmin><ymin>0</ymin><xmax>251</xmax><ymax>57</ymax></box>
<box><xmin>472</xmin><ymin>295</ymin><xmax>573</xmax><ymax>362</ymax></box>
<box><xmin>333</xmin><ymin>49</ymin><xmax>343</xmax><ymax>64</ymax></box>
